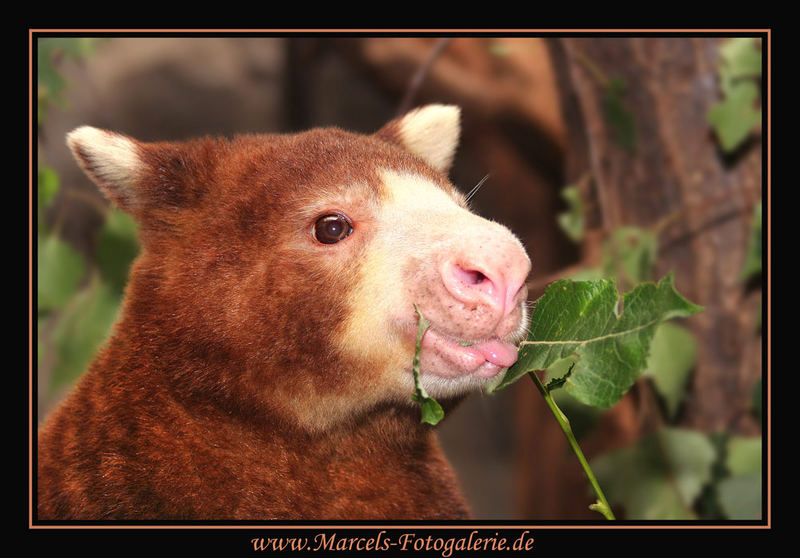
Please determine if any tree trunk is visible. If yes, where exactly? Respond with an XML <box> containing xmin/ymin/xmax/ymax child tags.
<box><xmin>514</xmin><ymin>36</ymin><xmax>763</xmax><ymax>519</ymax></box>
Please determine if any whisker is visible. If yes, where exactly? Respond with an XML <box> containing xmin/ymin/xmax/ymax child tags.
<box><xmin>465</xmin><ymin>174</ymin><xmax>490</xmax><ymax>203</ymax></box>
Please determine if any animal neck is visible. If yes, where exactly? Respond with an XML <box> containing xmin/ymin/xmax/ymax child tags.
<box><xmin>97</xmin><ymin>307</ymin><xmax>436</xmax><ymax>451</ymax></box>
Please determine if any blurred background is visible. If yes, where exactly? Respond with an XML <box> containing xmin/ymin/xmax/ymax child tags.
<box><xmin>35</xmin><ymin>34</ymin><xmax>766</xmax><ymax>521</ymax></box>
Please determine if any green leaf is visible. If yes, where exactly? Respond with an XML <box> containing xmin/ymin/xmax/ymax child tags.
<box><xmin>411</xmin><ymin>305</ymin><xmax>444</xmax><ymax>425</ymax></box>
<box><xmin>557</xmin><ymin>185</ymin><xmax>585</xmax><ymax>243</ymax></box>
<box><xmin>495</xmin><ymin>274</ymin><xmax>702</xmax><ymax>408</ymax></box>
<box><xmin>49</xmin><ymin>275</ymin><xmax>122</xmax><ymax>393</ymax></box>
<box><xmin>38</xmin><ymin>165</ymin><xmax>60</xmax><ymax>216</ymax></box>
<box><xmin>643</xmin><ymin>322</ymin><xmax>697</xmax><ymax>419</ymax></box>
<box><xmin>694</xmin><ymin>431</ymin><xmax>730</xmax><ymax>519</ymax></box>
<box><xmin>96</xmin><ymin>210</ymin><xmax>140</xmax><ymax>295</ymax></box>
<box><xmin>568</xmin><ymin>227</ymin><xmax>658</xmax><ymax>290</ymax></box>
<box><xmin>719</xmin><ymin>38</ymin><xmax>762</xmax><ymax>93</ymax></box>
<box><xmin>708</xmin><ymin>80</ymin><xmax>761</xmax><ymax>154</ymax></box>
<box><xmin>741</xmin><ymin>201</ymin><xmax>762</xmax><ymax>280</ymax></box>
<box><xmin>718</xmin><ymin>473</ymin><xmax>761</xmax><ymax>520</ymax></box>
<box><xmin>545</xmin><ymin>357</ymin><xmax>575</xmax><ymax>392</ymax></box>
<box><xmin>602</xmin><ymin>226</ymin><xmax>658</xmax><ymax>287</ymax></box>
<box><xmin>37</xmin><ymin>165</ymin><xmax>60</xmax><ymax>236</ymax></box>
<box><xmin>708</xmin><ymin>38</ymin><xmax>762</xmax><ymax>154</ymax></box>
<box><xmin>603</xmin><ymin>76</ymin><xmax>636</xmax><ymax>151</ymax></box>
<box><xmin>726</xmin><ymin>436</ymin><xmax>761</xmax><ymax>476</ymax></box>
<box><xmin>37</xmin><ymin>234</ymin><xmax>87</xmax><ymax>314</ymax></box>
<box><xmin>412</xmin><ymin>391</ymin><xmax>445</xmax><ymax>426</ymax></box>
<box><xmin>717</xmin><ymin>436</ymin><xmax>762</xmax><ymax>520</ymax></box>
<box><xmin>591</xmin><ymin>428</ymin><xmax>717</xmax><ymax>519</ymax></box>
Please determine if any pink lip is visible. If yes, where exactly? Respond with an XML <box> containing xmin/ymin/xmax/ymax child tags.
<box><xmin>420</xmin><ymin>326</ymin><xmax>520</xmax><ymax>379</ymax></box>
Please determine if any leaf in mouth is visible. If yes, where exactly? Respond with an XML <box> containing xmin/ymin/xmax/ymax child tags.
<box><xmin>493</xmin><ymin>274</ymin><xmax>702</xmax><ymax>408</ymax></box>
<box><xmin>411</xmin><ymin>304</ymin><xmax>445</xmax><ymax>425</ymax></box>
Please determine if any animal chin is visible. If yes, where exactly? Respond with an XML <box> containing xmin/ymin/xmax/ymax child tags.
<box><xmin>418</xmin><ymin>320</ymin><xmax>523</xmax><ymax>381</ymax></box>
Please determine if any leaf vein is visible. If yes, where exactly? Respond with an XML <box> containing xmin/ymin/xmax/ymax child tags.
<box><xmin>519</xmin><ymin>318</ymin><xmax>659</xmax><ymax>348</ymax></box>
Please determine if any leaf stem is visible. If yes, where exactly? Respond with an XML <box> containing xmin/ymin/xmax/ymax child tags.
<box><xmin>527</xmin><ymin>371</ymin><xmax>616</xmax><ymax>520</ymax></box>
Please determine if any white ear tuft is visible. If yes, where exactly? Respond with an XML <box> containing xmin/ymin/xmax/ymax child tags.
<box><xmin>390</xmin><ymin>104</ymin><xmax>461</xmax><ymax>173</ymax></box>
<box><xmin>66</xmin><ymin>126</ymin><xmax>142</xmax><ymax>209</ymax></box>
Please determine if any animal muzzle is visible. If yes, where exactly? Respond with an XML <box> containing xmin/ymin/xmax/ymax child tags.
<box><xmin>413</xmin><ymin>219</ymin><xmax>531</xmax><ymax>380</ymax></box>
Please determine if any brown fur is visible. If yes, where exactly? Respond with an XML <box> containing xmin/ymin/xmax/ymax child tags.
<box><xmin>38</xmin><ymin>118</ymin><xmax>473</xmax><ymax>520</ymax></box>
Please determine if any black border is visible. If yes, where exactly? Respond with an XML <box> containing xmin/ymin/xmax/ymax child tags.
<box><xmin>28</xmin><ymin>28</ymin><xmax>772</xmax><ymax>545</ymax></box>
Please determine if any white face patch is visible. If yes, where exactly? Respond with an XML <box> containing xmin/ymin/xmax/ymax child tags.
<box><xmin>382</xmin><ymin>169</ymin><xmax>464</xmax><ymax>214</ymax></box>
<box><xmin>334</xmin><ymin>169</ymin><xmax>530</xmax><ymax>405</ymax></box>
<box><xmin>333</xmin><ymin>171</ymin><xmax>459</xmax><ymax>399</ymax></box>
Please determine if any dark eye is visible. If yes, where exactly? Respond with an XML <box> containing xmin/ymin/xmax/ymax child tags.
<box><xmin>313</xmin><ymin>213</ymin><xmax>354</xmax><ymax>244</ymax></box>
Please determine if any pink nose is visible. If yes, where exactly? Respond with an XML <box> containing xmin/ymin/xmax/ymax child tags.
<box><xmin>441</xmin><ymin>249</ymin><xmax>530</xmax><ymax>317</ymax></box>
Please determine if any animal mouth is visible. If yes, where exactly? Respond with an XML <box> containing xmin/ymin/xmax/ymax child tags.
<box><xmin>416</xmin><ymin>311</ymin><xmax>527</xmax><ymax>380</ymax></box>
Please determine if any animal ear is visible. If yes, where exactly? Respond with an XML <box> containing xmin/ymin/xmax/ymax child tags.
<box><xmin>66</xmin><ymin>126</ymin><xmax>143</xmax><ymax>212</ymax></box>
<box><xmin>376</xmin><ymin>104</ymin><xmax>461</xmax><ymax>173</ymax></box>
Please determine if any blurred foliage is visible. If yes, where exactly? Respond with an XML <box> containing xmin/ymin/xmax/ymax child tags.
<box><xmin>549</xmin><ymin>67</ymin><xmax>764</xmax><ymax>516</ymax></box>
<box><xmin>741</xmin><ymin>200</ymin><xmax>762</xmax><ymax>281</ymax></box>
<box><xmin>38</xmin><ymin>38</ymin><xmax>105</xmax><ymax>126</ymax></box>
<box><xmin>600</xmin><ymin>226</ymin><xmax>658</xmax><ymax>290</ymax></box>
<box><xmin>37</xmin><ymin>165</ymin><xmax>59</xmax><ymax>233</ymax></box>
<box><xmin>569</xmin><ymin>50</ymin><xmax>637</xmax><ymax>152</ymax></box>
<box><xmin>643</xmin><ymin>321</ymin><xmax>697</xmax><ymax>420</ymax></box>
<box><xmin>742</xmin><ymin>200</ymin><xmax>763</xmax><ymax>336</ymax></box>
<box><xmin>97</xmin><ymin>210</ymin><xmax>140</xmax><ymax>295</ymax></box>
<box><xmin>37</xmin><ymin>233</ymin><xmax>86</xmax><ymax>314</ymax></box>
<box><xmin>557</xmin><ymin>183</ymin><xmax>585</xmax><ymax>244</ymax></box>
<box><xmin>708</xmin><ymin>38</ymin><xmax>763</xmax><ymax>351</ymax></box>
<box><xmin>718</xmin><ymin>436</ymin><xmax>762</xmax><ymax>520</ymax></box>
<box><xmin>707</xmin><ymin>37</ymin><xmax>762</xmax><ymax>154</ymax></box>
<box><xmin>49</xmin><ymin>273</ymin><xmax>124</xmax><ymax>393</ymax></box>
<box><xmin>37</xmin><ymin>37</ymin><xmax>139</xmax><ymax>401</ymax></box>
<box><xmin>592</xmin><ymin>429</ymin><xmax>762</xmax><ymax>520</ymax></box>
<box><xmin>591</xmin><ymin>428</ymin><xmax>717</xmax><ymax>520</ymax></box>
<box><xmin>602</xmin><ymin>76</ymin><xmax>637</xmax><ymax>152</ymax></box>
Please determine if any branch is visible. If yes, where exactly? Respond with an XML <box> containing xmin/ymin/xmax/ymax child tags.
<box><xmin>397</xmin><ymin>38</ymin><xmax>453</xmax><ymax>116</ymax></box>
